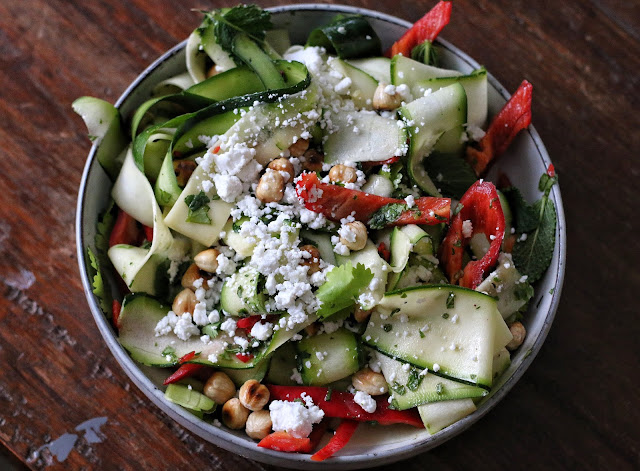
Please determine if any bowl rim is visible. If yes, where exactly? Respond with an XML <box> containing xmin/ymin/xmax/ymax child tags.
<box><xmin>76</xmin><ymin>3</ymin><xmax>566</xmax><ymax>469</ymax></box>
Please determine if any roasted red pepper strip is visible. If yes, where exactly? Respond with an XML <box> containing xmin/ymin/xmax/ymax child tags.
<box><xmin>143</xmin><ymin>225</ymin><xmax>154</xmax><ymax>243</ymax></box>
<box><xmin>162</xmin><ymin>351</ymin><xmax>204</xmax><ymax>385</ymax></box>
<box><xmin>162</xmin><ymin>363</ymin><xmax>204</xmax><ymax>385</ymax></box>
<box><xmin>439</xmin><ymin>180</ymin><xmax>505</xmax><ymax>289</ymax></box>
<box><xmin>466</xmin><ymin>80</ymin><xmax>533</xmax><ymax>176</ymax></box>
<box><xmin>266</xmin><ymin>385</ymin><xmax>423</xmax><ymax>427</ymax></box>
<box><xmin>378</xmin><ymin>242</ymin><xmax>391</xmax><ymax>262</ymax></box>
<box><xmin>112</xmin><ymin>300</ymin><xmax>122</xmax><ymax>329</ymax></box>
<box><xmin>386</xmin><ymin>1</ymin><xmax>452</xmax><ymax>57</ymax></box>
<box><xmin>109</xmin><ymin>209</ymin><xmax>141</xmax><ymax>247</ymax></box>
<box><xmin>258</xmin><ymin>432</ymin><xmax>312</xmax><ymax>453</ymax></box>
<box><xmin>178</xmin><ymin>351</ymin><xmax>197</xmax><ymax>363</ymax></box>
<box><xmin>235</xmin><ymin>353</ymin><xmax>254</xmax><ymax>363</ymax></box>
<box><xmin>546</xmin><ymin>163</ymin><xmax>556</xmax><ymax>178</ymax></box>
<box><xmin>236</xmin><ymin>315</ymin><xmax>262</xmax><ymax>330</ymax></box>
<box><xmin>236</xmin><ymin>314</ymin><xmax>279</xmax><ymax>331</ymax></box>
<box><xmin>311</xmin><ymin>420</ymin><xmax>359</xmax><ymax>462</ymax></box>
<box><xmin>296</xmin><ymin>172</ymin><xmax>450</xmax><ymax>226</ymax></box>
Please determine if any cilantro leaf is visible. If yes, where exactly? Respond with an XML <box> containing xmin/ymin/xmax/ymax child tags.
<box><xmin>211</xmin><ymin>5</ymin><xmax>272</xmax><ymax>53</ymax></box>
<box><xmin>184</xmin><ymin>191</ymin><xmax>212</xmax><ymax>224</ymax></box>
<box><xmin>95</xmin><ymin>199</ymin><xmax>116</xmax><ymax>256</ymax></box>
<box><xmin>368</xmin><ymin>203</ymin><xmax>407</xmax><ymax>230</ymax></box>
<box><xmin>316</xmin><ymin>262</ymin><xmax>374</xmax><ymax>318</ymax></box>
<box><xmin>87</xmin><ymin>247</ymin><xmax>111</xmax><ymax>315</ymax></box>
<box><xmin>87</xmin><ymin>201</ymin><xmax>116</xmax><ymax>316</ymax></box>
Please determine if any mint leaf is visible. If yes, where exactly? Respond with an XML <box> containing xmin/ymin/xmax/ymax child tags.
<box><xmin>368</xmin><ymin>203</ymin><xmax>407</xmax><ymax>230</ymax></box>
<box><xmin>502</xmin><ymin>186</ymin><xmax>538</xmax><ymax>233</ymax></box>
<box><xmin>512</xmin><ymin>171</ymin><xmax>558</xmax><ymax>283</ymax></box>
<box><xmin>184</xmin><ymin>191</ymin><xmax>212</xmax><ymax>224</ymax></box>
<box><xmin>423</xmin><ymin>153</ymin><xmax>477</xmax><ymax>199</ymax></box>
<box><xmin>316</xmin><ymin>262</ymin><xmax>373</xmax><ymax>318</ymax></box>
<box><xmin>512</xmin><ymin>197</ymin><xmax>556</xmax><ymax>283</ymax></box>
<box><xmin>211</xmin><ymin>5</ymin><xmax>272</xmax><ymax>53</ymax></box>
<box><xmin>87</xmin><ymin>247</ymin><xmax>111</xmax><ymax>315</ymax></box>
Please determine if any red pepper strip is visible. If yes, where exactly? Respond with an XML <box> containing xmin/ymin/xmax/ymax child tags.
<box><xmin>439</xmin><ymin>180</ymin><xmax>505</xmax><ymax>289</ymax></box>
<box><xmin>466</xmin><ymin>80</ymin><xmax>533</xmax><ymax>176</ymax></box>
<box><xmin>266</xmin><ymin>385</ymin><xmax>423</xmax><ymax>427</ymax></box>
<box><xmin>112</xmin><ymin>300</ymin><xmax>122</xmax><ymax>329</ymax></box>
<box><xmin>143</xmin><ymin>225</ymin><xmax>154</xmax><ymax>243</ymax></box>
<box><xmin>296</xmin><ymin>172</ymin><xmax>450</xmax><ymax>226</ymax></box>
<box><xmin>258</xmin><ymin>432</ymin><xmax>312</xmax><ymax>453</ymax></box>
<box><xmin>163</xmin><ymin>363</ymin><xmax>204</xmax><ymax>385</ymax></box>
<box><xmin>236</xmin><ymin>315</ymin><xmax>262</xmax><ymax>330</ymax></box>
<box><xmin>178</xmin><ymin>351</ymin><xmax>197</xmax><ymax>363</ymax></box>
<box><xmin>386</xmin><ymin>1</ymin><xmax>452</xmax><ymax>57</ymax></box>
<box><xmin>311</xmin><ymin>420</ymin><xmax>359</xmax><ymax>462</ymax></box>
<box><xmin>378</xmin><ymin>242</ymin><xmax>391</xmax><ymax>262</ymax></box>
<box><xmin>547</xmin><ymin>163</ymin><xmax>556</xmax><ymax>178</ymax></box>
<box><xmin>360</xmin><ymin>156</ymin><xmax>400</xmax><ymax>172</ymax></box>
<box><xmin>235</xmin><ymin>353</ymin><xmax>254</xmax><ymax>363</ymax></box>
<box><xmin>109</xmin><ymin>209</ymin><xmax>141</xmax><ymax>247</ymax></box>
<box><xmin>236</xmin><ymin>314</ymin><xmax>279</xmax><ymax>331</ymax></box>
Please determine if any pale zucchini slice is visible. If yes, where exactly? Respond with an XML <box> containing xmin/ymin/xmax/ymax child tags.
<box><xmin>118</xmin><ymin>294</ymin><xmax>253</xmax><ymax>369</ymax></box>
<box><xmin>323</xmin><ymin>110</ymin><xmax>407</xmax><ymax>164</ymax></box>
<box><xmin>363</xmin><ymin>285</ymin><xmax>512</xmax><ymax>388</ymax></box>
<box><xmin>109</xmin><ymin>148</ymin><xmax>174</xmax><ymax>295</ymax></box>
<box><xmin>375</xmin><ymin>352</ymin><xmax>488</xmax><ymax>410</ymax></box>
<box><xmin>164</xmin><ymin>164</ymin><xmax>233</xmax><ymax>247</ymax></box>
<box><xmin>418</xmin><ymin>398</ymin><xmax>477</xmax><ymax>434</ymax></box>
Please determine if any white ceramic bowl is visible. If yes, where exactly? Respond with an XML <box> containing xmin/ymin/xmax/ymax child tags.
<box><xmin>76</xmin><ymin>4</ymin><xmax>566</xmax><ymax>469</ymax></box>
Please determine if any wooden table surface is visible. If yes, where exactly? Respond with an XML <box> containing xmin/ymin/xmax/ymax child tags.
<box><xmin>1</xmin><ymin>0</ymin><xmax>638</xmax><ymax>469</ymax></box>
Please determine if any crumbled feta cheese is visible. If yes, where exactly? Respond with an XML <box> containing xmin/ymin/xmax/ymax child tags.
<box><xmin>354</xmin><ymin>391</ymin><xmax>377</xmax><ymax>413</ymax></box>
<box><xmin>250</xmin><ymin>322</ymin><xmax>273</xmax><ymax>341</ymax></box>
<box><xmin>220</xmin><ymin>318</ymin><xmax>237</xmax><ymax>337</ymax></box>
<box><xmin>404</xmin><ymin>194</ymin><xmax>415</xmax><ymax>208</ymax></box>
<box><xmin>462</xmin><ymin>219</ymin><xmax>473</xmax><ymax>238</ymax></box>
<box><xmin>269</xmin><ymin>399</ymin><xmax>325</xmax><ymax>438</ymax></box>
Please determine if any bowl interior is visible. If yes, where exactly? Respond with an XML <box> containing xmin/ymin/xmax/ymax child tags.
<box><xmin>77</xmin><ymin>5</ymin><xmax>566</xmax><ymax>469</ymax></box>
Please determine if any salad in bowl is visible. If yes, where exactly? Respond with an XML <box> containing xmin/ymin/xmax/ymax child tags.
<box><xmin>75</xmin><ymin>2</ymin><xmax>562</xmax><ymax>465</ymax></box>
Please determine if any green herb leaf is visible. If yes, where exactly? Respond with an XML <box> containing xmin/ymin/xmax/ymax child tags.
<box><xmin>423</xmin><ymin>153</ymin><xmax>478</xmax><ymax>199</ymax></box>
<box><xmin>514</xmin><ymin>281</ymin><xmax>534</xmax><ymax>302</ymax></box>
<box><xmin>407</xmin><ymin>368</ymin><xmax>424</xmax><ymax>391</ymax></box>
<box><xmin>184</xmin><ymin>191</ymin><xmax>212</xmax><ymax>224</ymax></box>
<box><xmin>512</xmin><ymin>197</ymin><xmax>556</xmax><ymax>283</ymax></box>
<box><xmin>391</xmin><ymin>381</ymin><xmax>406</xmax><ymax>396</ymax></box>
<box><xmin>368</xmin><ymin>203</ymin><xmax>407</xmax><ymax>229</ymax></box>
<box><xmin>315</xmin><ymin>262</ymin><xmax>374</xmax><ymax>318</ymax></box>
<box><xmin>87</xmin><ymin>248</ymin><xmax>110</xmax><ymax>315</ymax></box>
<box><xmin>502</xmin><ymin>186</ymin><xmax>538</xmax><ymax>233</ymax></box>
<box><xmin>95</xmin><ymin>200</ymin><xmax>116</xmax><ymax>256</ymax></box>
<box><xmin>306</xmin><ymin>15</ymin><xmax>382</xmax><ymax>59</ymax></box>
<box><xmin>161</xmin><ymin>346</ymin><xmax>178</xmax><ymax>363</ymax></box>
<box><xmin>446</xmin><ymin>292</ymin><xmax>455</xmax><ymax>309</ymax></box>
<box><xmin>211</xmin><ymin>5</ymin><xmax>272</xmax><ymax>53</ymax></box>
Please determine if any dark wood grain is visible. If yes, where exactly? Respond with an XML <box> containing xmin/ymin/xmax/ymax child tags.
<box><xmin>0</xmin><ymin>0</ymin><xmax>638</xmax><ymax>469</ymax></box>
